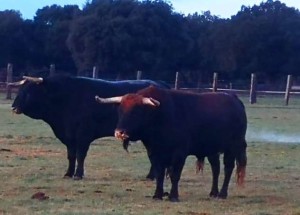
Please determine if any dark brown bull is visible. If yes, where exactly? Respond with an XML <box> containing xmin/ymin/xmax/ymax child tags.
<box><xmin>96</xmin><ymin>86</ymin><xmax>247</xmax><ymax>201</ymax></box>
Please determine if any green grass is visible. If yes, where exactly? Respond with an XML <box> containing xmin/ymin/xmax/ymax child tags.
<box><xmin>241</xmin><ymin>95</ymin><xmax>300</xmax><ymax>144</ymax></box>
<box><xmin>0</xmin><ymin>95</ymin><xmax>300</xmax><ymax>214</ymax></box>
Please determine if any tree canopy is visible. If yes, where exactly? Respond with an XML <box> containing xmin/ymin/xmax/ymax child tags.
<box><xmin>0</xmin><ymin>0</ymin><xmax>300</xmax><ymax>84</ymax></box>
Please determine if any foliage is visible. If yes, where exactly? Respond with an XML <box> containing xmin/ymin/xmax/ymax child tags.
<box><xmin>228</xmin><ymin>0</ymin><xmax>300</xmax><ymax>80</ymax></box>
<box><xmin>0</xmin><ymin>0</ymin><xmax>300</xmax><ymax>82</ymax></box>
<box><xmin>0</xmin><ymin>10</ymin><xmax>29</xmax><ymax>70</ymax></box>
<box><xmin>32</xmin><ymin>5</ymin><xmax>80</xmax><ymax>73</ymax></box>
<box><xmin>67</xmin><ymin>0</ymin><xmax>190</xmax><ymax>78</ymax></box>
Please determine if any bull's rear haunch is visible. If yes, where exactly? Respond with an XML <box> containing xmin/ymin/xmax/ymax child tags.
<box><xmin>98</xmin><ymin>86</ymin><xmax>247</xmax><ymax>201</ymax></box>
<box><xmin>11</xmin><ymin>75</ymin><xmax>168</xmax><ymax>180</ymax></box>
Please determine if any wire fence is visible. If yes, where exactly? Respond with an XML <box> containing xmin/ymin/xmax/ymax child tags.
<box><xmin>1</xmin><ymin>64</ymin><xmax>300</xmax><ymax>105</ymax></box>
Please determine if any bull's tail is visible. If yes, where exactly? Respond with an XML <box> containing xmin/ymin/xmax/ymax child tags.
<box><xmin>235</xmin><ymin>143</ymin><xmax>247</xmax><ymax>187</ymax></box>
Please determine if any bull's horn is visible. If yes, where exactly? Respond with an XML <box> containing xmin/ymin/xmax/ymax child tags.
<box><xmin>23</xmin><ymin>76</ymin><xmax>43</xmax><ymax>84</ymax></box>
<box><xmin>95</xmin><ymin>95</ymin><xmax>122</xmax><ymax>104</ymax></box>
<box><xmin>142</xmin><ymin>97</ymin><xmax>160</xmax><ymax>107</ymax></box>
<box><xmin>8</xmin><ymin>79</ymin><xmax>26</xmax><ymax>86</ymax></box>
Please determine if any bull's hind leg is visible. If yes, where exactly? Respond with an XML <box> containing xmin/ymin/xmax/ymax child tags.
<box><xmin>207</xmin><ymin>154</ymin><xmax>220</xmax><ymax>198</ymax></box>
<box><xmin>64</xmin><ymin>144</ymin><xmax>76</xmax><ymax>178</ymax></box>
<box><xmin>219</xmin><ymin>151</ymin><xmax>235</xmax><ymax>199</ymax></box>
<box><xmin>73</xmin><ymin>141</ymin><xmax>90</xmax><ymax>180</ymax></box>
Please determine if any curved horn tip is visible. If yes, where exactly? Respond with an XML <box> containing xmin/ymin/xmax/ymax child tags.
<box><xmin>142</xmin><ymin>97</ymin><xmax>160</xmax><ymax>107</ymax></box>
<box><xmin>150</xmin><ymin>98</ymin><xmax>160</xmax><ymax>106</ymax></box>
<box><xmin>95</xmin><ymin>96</ymin><xmax>103</xmax><ymax>103</ymax></box>
<box><xmin>8</xmin><ymin>79</ymin><xmax>26</xmax><ymax>86</ymax></box>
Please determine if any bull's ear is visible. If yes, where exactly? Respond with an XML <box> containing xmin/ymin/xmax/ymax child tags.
<box><xmin>95</xmin><ymin>95</ymin><xmax>122</xmax><ymax>104</ymax></box>
<box><xmin>142</xmin><ymin>97</ymin><xmax>160</xmax><ymax>107</ymax></box>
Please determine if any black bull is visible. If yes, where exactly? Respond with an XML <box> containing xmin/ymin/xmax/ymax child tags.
<box><xmin>11</xmin><ymin>75</ymin><xmax>169</xmax><ymax>180</ymax></box>
<box><xmin>96</xmin><ymin>86</ymin><xmax>247</xmax><ymax>201</ymax></box>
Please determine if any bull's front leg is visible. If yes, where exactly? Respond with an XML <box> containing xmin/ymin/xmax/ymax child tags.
<box><xmin>64</xmin><ymin>144</ymin><xmax>76</xmax><ymax>178</ymax></box>
<box><xmin>153</xmin><ymin>165</ymin><xmax>165</xmax><ymax>200</ymax></box>
<box><xmin>168</xmin><ymin>156</ymin><xmax>186</xmax><ymax>202</ymax></box>
<box><xmin>149</xmin><ymin>155</ymin><xmax>165</xmax><ymax>200</ymax></box>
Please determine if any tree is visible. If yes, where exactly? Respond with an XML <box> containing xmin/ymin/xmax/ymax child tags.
<box><xmin>67</xmin><ymin>0</ymin><xmax>190</xmax><ymax>78</ymax></box>
<box><xmin>0</xmin><ymin>10</ymin><xmax>28</xmax><ymax>71</ymax></box>
<box><xmin>183</xmin><ymin>11</ymin><xmax>223</xmax><ymax>83</ymax></box>
<box><xmin>32</xmin><ymin>5</ymin><xmax>80</xmax><ymax>73</ymax></box>
<box><xmin>228</xmin><ymin>0</ymin><xmax>300</xmax><ymax>81</ymax></box>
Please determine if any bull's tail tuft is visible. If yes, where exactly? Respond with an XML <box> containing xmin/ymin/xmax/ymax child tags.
<box><xmin>236</xmin><ymin>146</ymin><xmax>247</xmax><ymax>187</ymax></box>
<box><xmin>236</xmin><ymin>164</ymin><xmax>246</xmax><ymax>187</ymax></box>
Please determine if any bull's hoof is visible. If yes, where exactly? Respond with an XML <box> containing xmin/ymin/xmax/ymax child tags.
<box><xmin>146</xmin><ymin>174</ymin><xmax>155</xmax><ymax>181</ymax></box>
<box><xmin>209</xmin><ymin>190</ymin><xmax>219</xmax><ymax>198</ymax></box>
<box><xmin>163</xmin><ymin>192</ymin><xmax>169</xmax><ymax>197</ymax></box>
<box><xmin>218</xmin><ymin>195</ymin><xmax>227</xmax><ymax>199</ymax></box>
<box><xmin>168</xmin><ymin>197</ymin><xmax>180</xmax><ymax>202</ymax></box>
<box><xmin>169</xmin><ymin>198</ymin><xmax>179</xmax><ymax>202</ymax></box>
<box><xmin>73</xmin><ymin>176</ymin><xmax>83</xmax><ymax>180</ymax></box>
<box><xmin>63</xmin><ymin>175</ymin><xmax>73</xmax><ymax>179</ymax></box>
<box><xmin>218</xmin><ymin>192</ymin><xmax>228</xmax><ymax>199</ymax></box>
<box><xmin>152</xmin><ymin>194</ymin><xmax>163</xmax><ymax>200</ymax></box>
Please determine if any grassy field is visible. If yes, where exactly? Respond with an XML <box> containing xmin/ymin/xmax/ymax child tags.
<box><xmin>0</xmin><ymin>94</ymin><xmax>300</xmax><ymax>215</ymax></box>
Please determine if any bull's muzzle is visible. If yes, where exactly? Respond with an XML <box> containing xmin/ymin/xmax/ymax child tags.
<box><xmin>114</xmin><ymin>129</ymin><xmax>129</xmax><ymax>141</ymax></box>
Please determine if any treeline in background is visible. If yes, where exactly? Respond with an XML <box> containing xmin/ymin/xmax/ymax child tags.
<box><xmin>0</xmin><ymin>0</ymin><xmax>300</xmax><ymax>87</ymax></box>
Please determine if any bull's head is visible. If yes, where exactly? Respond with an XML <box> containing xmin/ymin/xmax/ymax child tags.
<box><xmin>95</xmin><ymin>94</ymin><xmax>160</xmax><ymax>142</ymax></box>
<box><xmin>11</xmin><ymin>76</ymin><xmax>46</xmax><ymax>118</ymax></box>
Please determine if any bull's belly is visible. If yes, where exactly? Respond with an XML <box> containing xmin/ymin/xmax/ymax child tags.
<box><xmin>189</xmin><ymin>136</ymin><xmax>233</xmax><ymax>156</ymax></box>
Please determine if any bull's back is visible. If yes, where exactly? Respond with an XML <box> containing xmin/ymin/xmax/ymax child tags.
<box><xmin>58</xmin><ymin>78</ymin><xmax>168</xmax><ymax>139</ymax></box>
<box><xmin>66</xmin><ymin>77</ymin><xmax>169</xmax><ymax>121</ymax></box>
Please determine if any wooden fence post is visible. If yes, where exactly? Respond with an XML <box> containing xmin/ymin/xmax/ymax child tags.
<box><xmin>212</xmin><ymin>72</ymin><xmax>218</xmax><ymax>92</ymax></box>
<box><xmin>6</xmin><ymin>63</ymin><xmax>13</xmax><ymax>100</ymax></box>
<box><xmin>136</xmin><ymin>70</ymin><xmax>142</xmax><ymax>80</ymax></box>
<box><xmin>249</xmin><ymin>73</ymin><xmax>257</xmax><ymax>104</ymax></box>
<box><xmin>93</xmin><ymin>66</ymin><xmax>99</xmax><ymax>79</ymax></box>
<box><xmin>174</xmin><ymin>72</ymin><xmax>180</xmax><ymax>90</ymax></box>
<box><xmin>50</xmin><ymin>64</ymin><xmax>55</xmax><ymax>76</ymax></box>
<box><xmin>285</xmin><ymin>75</ymin><xmax>292</xmax><ymax>106</ymax></box>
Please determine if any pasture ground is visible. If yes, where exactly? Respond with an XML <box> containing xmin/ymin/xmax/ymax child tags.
<box><xmin>0</xmin><ymin>94</ymin><xmax>300</xmax><ymax>215</ymax></box>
